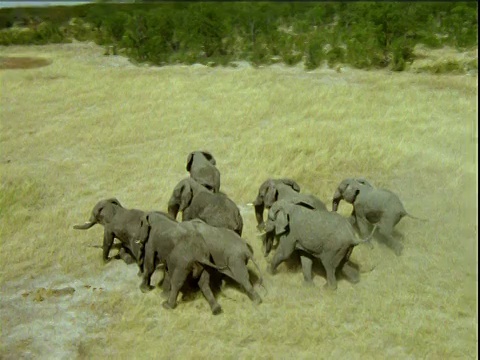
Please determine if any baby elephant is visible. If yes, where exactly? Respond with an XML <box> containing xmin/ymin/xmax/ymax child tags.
<box><xmin>332</xmin><ymin>178</ymin><xmax>426</xmax><ymax>256</ymax></box>
<box><xmin>168</xmin><ymin>177</ymin><xmax>243</xmax><ymax>235</ymax></box>
<box><xmin>263</xmin><ymin>199</ymin><xmax>375</xmax><ymax>289</ymax></box>
<box><xmin>73</xmin><ymin>198</ymin><xmax>143</xmax><ymax>265</ymax></box>
<box><xmin>186</xmin><ymin>150</ymin><xmax>221</xmax><ymax>193</ymax></box>
<box><xmin>137</xmin><ymin>212</ymin><xmax>262</xmax><ymax>315</ymax></box>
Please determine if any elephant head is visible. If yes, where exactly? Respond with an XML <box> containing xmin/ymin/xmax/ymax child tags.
<box><xmin>253</xmin><ymin>178</ymin><xmax>300</xmax><ymax>230</ymax></box>
<box><xmin>185</xmin><ymin>151</ymin><xmax>220</xmax><ymax>192</ymax></box>
<box><xmin>332</xmin><ymin>178</ymin><xmax>373</xmax><ymax>211</ymax></box>
<box><xmin>186</xmin><ymin>151</ymin><xmax>216</xmax><ymax>170</ymax></box>
<box><xmin>73</xmin><ymin>198</ymin><xmax>122</xmax><ymax>229</ymax></box>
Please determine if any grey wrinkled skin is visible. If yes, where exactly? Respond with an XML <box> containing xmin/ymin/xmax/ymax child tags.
<box><xmin>138</xmin><ymin>212</ymin><xmax>262</xmax><ymax>314</ymax></box>
<box><xmin>186</xmin><ymin>150</ymin><xmax>221</xmax><ymax>193</ymax></box>
<box><xmin>73</xmin><ymin>198</ymin><xmax>143</xmax><ymax>266</ymax></box>
<box><xmin>334</xmin><ymin>179</ymin><xmax>426</xmax><ymax>256</ymax></box>
<box><xmin>264</xmin><ymin>200</ymin><xmax>374</xmax><ymax>289</ymax></box>
<box><xmin>168</xmin><ymin>177</ymin><xmax>243</xmax><ymax>236</ymax></box>
<box><xmin>137</xmin><ymin>212</ymin><xmax>226</xmax><ymax>315</ymax></box>
<box><xmin>253</xmin><ymin>178</ymin><xmax>327</xmax><ymax>256</ymax></box>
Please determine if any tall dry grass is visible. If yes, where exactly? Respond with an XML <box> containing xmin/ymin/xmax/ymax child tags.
<box><xmin>0</xmin><ymin>42</ymin><xmax>477</xmax><ymax>359</ymax></box>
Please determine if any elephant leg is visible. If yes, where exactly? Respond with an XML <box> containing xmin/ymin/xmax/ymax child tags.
<box><xmin>115</xmin><ymin>247</ymin><xmax>135</xmax><ymax>264</ymax></box>
<box><xmin>270</xmin><ymin>235</ymin><xmax>296</xmax><ymax>275</ymax></box>
<box><xmin>160</xmin><ymin>268</ymin><xmax>171</xmax><ymax>298</ymax></box>
<box><xmin>229</xmin><ymin>259</ymin><xmax>262</xmax><ymax>305</ymax></box>
<box><xmin>198</xmin><ymin>270</ymin><xmax>222</xmax><ymax>315</ymax></box>
<box><xmin>341</xmin><ymin>261</ymin><xmax>360</xmax><ymax>284</ymax></box>
<box><xmin>264</xmin><ymin>233</ymin><xmax>274</xmax><ymax>257</ymax></box>
<box><xmin>163</xmin><ymin>265</ymin><xmax>189</xmax><ymax>310</ymax></box>
<box><xmin>140</xmin><ymin>254</ymin><xmax>155</xmax><ymax>293</ymax></box>
<box><xmin>102</xmin><ymin>231</ymin><xmax>115</xmax><ymax>263</ymax></box>
<box><xmin>356</xmin><ymin>217</ymin><xmax>372</xmax><ymax>239</ymax></box>
<box><xmin>320</xmin><ymin>251</ymin><xmax>339</xmax><ymax>290</ymax></box>
<box><xmin>377</xmin><ymin>219</ymin><xmax>403</xmax><ymax>256</ymax></box>
<box><xmin>300</xmin><ymin>255</ymin><xmax>314</xmax><ymax>285</ymax></box>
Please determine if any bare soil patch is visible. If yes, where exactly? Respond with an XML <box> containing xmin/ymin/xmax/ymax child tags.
<box><xmin>0</xmin><ymin>56</ymin><xmax>52</xmax><ymax>69</ymax></box>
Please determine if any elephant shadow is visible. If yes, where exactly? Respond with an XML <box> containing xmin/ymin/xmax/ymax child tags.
<box><xmin>279</xmin><ymin>250</ymin><xmax>361</xmax><ymax>284</ymax></box>
<box><xmin>169</xmin><ymin>268</ymin><xmax>262</xmax><ymax>304</ymax></box>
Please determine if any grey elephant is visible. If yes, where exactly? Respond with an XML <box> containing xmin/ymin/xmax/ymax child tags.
<box><xmin>137</xmin><ymin>212</ymin><xmax>228</xmax><ymax>314</ymax></box>
<box><xmin>332</xmin><ymin>178</ymin><xmax>425</xmax><ymax>256</ymax></box>
<box><xmin>186</xmin><ymin>150</ymin><xmax>221</xmax><ymax>193</ymax></box>
<box><xmin>332</xmin><ymin>178</ymin><xmax>374</xmax><ymax>227</ymax></box>
<box><xmin>73</xmin><ymin>198</ymin><xmax>143</xmax><ymax>265</ymax></box>
<box><xmin>263</xmin><ymin>200</ymin><xmax>375</xmax><ymax>289</ymax></box>
<box><xmin>253</xmin><ymin>178</ymin><xmax>327</xmax><ymax>256</ymax></box>
<box><xmin>137</xmin><ymin>212</ymin><xmax>262</xmax><ymax>314</ymax></box>
<box><xmin>167</xmin><ymin>177</ymin><xmax>243</xmax><ymax>236</ymax></box>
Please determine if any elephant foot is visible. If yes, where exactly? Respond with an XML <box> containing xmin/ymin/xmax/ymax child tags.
<box><xmin>162</xmin><ymin>301</ymin><xmax>176</xmax><ymax>310</ymax></box>
<box><xmin>323</xmin><ymin>283</ymin><xmax>337</xmax><ymax>291</ymax></box>
<box><xmin>303</xmin><ymin>279</ymin><xmax>315</xmax><ymax>287</ymax></box>
<box><xmin>211</xmin><ymin>304</ymin><xmax>223</xmax><ymax>315</ymax></box>
<box><xmin>139</xmin><ymin>283</ymin><xmax>154</xmax><ymax>293</ymax></box>
<box><xmin>249</xmin><ymin>292</ymin><xmax>262</xmax><ymax>305</ymax></box>
<box><xmin>137</xmin><ymin>270</ymin><xmax>143</xmax><ymax>277</ymax></box>
<box><xmin>393</xmin><ymin>244</ymin><xmax>404</xmax><ymax>256</ymax></box>
<box><xmin>267</xmin><ymin>264</ymin><xmax>276</xmax><ymax>275</ymax></box>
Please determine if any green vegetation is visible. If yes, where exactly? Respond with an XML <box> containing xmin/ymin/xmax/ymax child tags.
<box><xmin>0</xmin><ymin>2</ymin><xmax>477</xmax><ymax>71</ymax></box>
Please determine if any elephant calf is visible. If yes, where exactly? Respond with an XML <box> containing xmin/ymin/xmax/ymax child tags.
<box><xmin>253</xmin><ymin>178</ymin><xmax>327</xmax><ymax>256</ymax></box>
<box><xmin>168</xmin><ymin>177</ymin><xmax>243</xmax><ymax>236</ymax></box>
<box><xmin>137</xmin><ymin>212</ymin><xmax>262</xmax><ymax>314</ymax></box>
<box><xmin>332</xmin><ymin>178</ymin><xmax>426</xmax><ymax>256</ymax></box>
<box><xmin>73</xmin><ymin>198</ymin><xmax>144</xmax><ymax>265</ymax></box>
<box><xmin>263</xmin><ymin>200</ymin><xmax>375</xmax><ymax>289</ymax></box>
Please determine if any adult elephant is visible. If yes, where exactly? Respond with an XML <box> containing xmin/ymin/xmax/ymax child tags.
<box><xmin>186</xmin><ymin>150</ymin><xmax>221</xmax><ymax>193</ymax></box>
<box><xmin>167</xmin><ymin>177</ymin><xmax>243</xmax><ymax>236</ymax></box>
<box><xmin>332</xmin><ymin>178</ymin><xmax>426</xmax><ymax>256</ymax></box>
<box><xmin>137</xmin><ymin>212</ymin><xmax>262</xmax><ymax>314</ymax></box>
<box><xmin>73</xmin><ymin>198</ymin><xmax>143</xmax><ymax>265</ymax></box>
<box><xmin>262</xmin><ymin>200</ymin><xmax>375</xmax><ymax>289</ymax></box>
<box><xmin>252</xmin><ymin>178</ymin><xmax>327</xmax><ymax>256</ymax></box>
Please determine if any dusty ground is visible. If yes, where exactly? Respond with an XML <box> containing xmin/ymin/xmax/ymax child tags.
<box><xmin>0</xmin><ymin>42</ymin><xmax>477</xmax><ymax>359</ymax></box>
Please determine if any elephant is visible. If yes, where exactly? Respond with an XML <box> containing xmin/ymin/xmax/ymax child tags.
<box><xmin>252</xmin><ymin>178</ymin><xmax>327</xmax><ymax>256</ymax></box>
<box><xmin>167</xmin><ymin>177</ymin><xmax>243</xmax><ymax>236</ymax></box>
<box><xmin>186</xmin><ymin>150</ymin><xmax>221</xmax><ymax>193</ymax></box>
<box><xmin>262</xmin><ymin>199</ymin><xmax>375</xmax><ymax>289</ymax></box>
<box><xmin>73</xmin><ymin>198</ymin><xmax>144</xmax><ymax>265</ymax></box>
<box><xmin>137</xmin><ymin>212</ymin><xmax>227</xmax><ymax>314</ymax></box>
<box><xmin>137</xmin><ymin>212</ymin><xmax>263</xmax><ymax>314</ymax></box>
<box><xmin>332</xmin><ymin>177</ymin><xmax>374</xmax><ymax>227</ymax></box>
<box><xmin>332</xmin><ymin>178</ymin><xmax>426</xmax><ymax>256</ymax></box>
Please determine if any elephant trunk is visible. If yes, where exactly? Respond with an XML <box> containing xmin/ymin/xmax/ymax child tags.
<box><xmin>332</xmin><ymin>190</ymin><xmax>342</xmax><ymax>212</ymax></box>
<box><xmin>167</xmin><ymin>203</ymin><xmax>179</xmax><ymax>220</ymax></box>
<box><xmin>73</xmin><ymin>214</ymin><xmax>97</xmax><ymax>230</ymax></box>
<box><xmin>254</xmin><ymin>203</ymin><xmax>265</xmax><ymax>230</ymax></box>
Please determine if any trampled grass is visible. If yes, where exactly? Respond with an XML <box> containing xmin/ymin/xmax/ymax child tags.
<box><xmin>0</xmin><ymin>42</ymin><xmax>477</xmax><ymax>359</ymax></box>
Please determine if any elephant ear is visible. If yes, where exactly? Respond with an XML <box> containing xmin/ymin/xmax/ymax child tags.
<box><xmin>179</xmin><ymin>181</ymin><xmax>193</xmax><ymax>212</ymax></box>
<box><xmin>343</xmin><ymin>183</ymin><xmax>361</xmax><ymax>204</ymax></box>
<box><xmin>263</xmin><ymin>181</ymin><xmax>278</xmax><ymax>208</ymax></box>
<box><xmin>186</xmin><ymin>152</ymin><xmax>195</xmax><ymax>172</ymax></box>
<box><xmin>280</xmin><ymin>178</ymin><xmax>300</xmax><ymax>192</ymax></box>
<box><xmin>273</xmin><ymin>206</ymin><xmax>289</xmax><ymax>235</ymax></box>
<box><xmin>201</xmin><ymin>151</ymin><xmax>216</xmax><ymax>166</ymax></box>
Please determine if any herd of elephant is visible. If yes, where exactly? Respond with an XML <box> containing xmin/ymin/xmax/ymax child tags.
<box><xmin>73</xmin><ymin>151</ymin><xmax>425</xmax><ymax>315</ymax></box>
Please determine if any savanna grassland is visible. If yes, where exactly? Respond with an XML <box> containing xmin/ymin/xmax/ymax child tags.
<box><xmin>0</xmin><ymin>42</ymin><xmax>477</xmax><ymax>359</ymax></box>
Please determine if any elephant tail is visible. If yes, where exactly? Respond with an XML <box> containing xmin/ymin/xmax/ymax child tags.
<box><xmin>246</xmin><ymin>243</ymin><xmax>266</xmax><ymax>293</ymax></box>
<box><xmin>405</xmin><ymin>212</ymin><xmax>428</xmax><ymax>222</ymax></box>
<box><xmin>354</xmin><ymin>224</ymin><xmax>378</xmax><ymax>249</ymax></box>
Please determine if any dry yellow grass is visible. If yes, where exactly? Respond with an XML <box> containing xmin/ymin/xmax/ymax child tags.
<box><xmin>0</xmin><ymin>42</ymin><xmax>477</xmax><ymax>359</ymax></box>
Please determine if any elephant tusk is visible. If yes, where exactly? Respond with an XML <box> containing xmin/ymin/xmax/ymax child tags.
<box><xmin>257</xmin><ymin>231</ymin><xmax>267</xmax><ymax>237</ymax></box>
<box><xmin>246</xmin><ymin>203</ymin><xmax>254</xmax><ymax>206</ymax></box>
